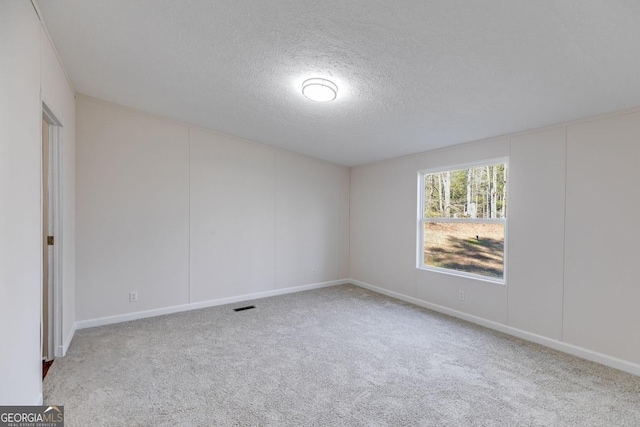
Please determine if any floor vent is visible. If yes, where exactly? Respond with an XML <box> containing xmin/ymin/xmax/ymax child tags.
<box><xmin>233</xmin><ymin>305</ymin><xmax>256</xmax><ymax>312</ymax></box>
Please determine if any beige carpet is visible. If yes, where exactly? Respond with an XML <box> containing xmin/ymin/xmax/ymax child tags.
<box><xmin>44</xmin><ymin>284</ymin><xmax>640</xmax><ymax>426</ymax></box>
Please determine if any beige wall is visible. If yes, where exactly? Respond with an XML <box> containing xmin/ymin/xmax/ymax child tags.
<box><xmin>350</xmin><ymin>109</ymin><xmax>640</xmax><ymax>374</ymax></box>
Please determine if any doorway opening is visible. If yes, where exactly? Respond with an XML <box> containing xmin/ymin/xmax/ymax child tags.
<box><xmin>42</xmin><ymin>103</ymin><xmax>63</xmax><ymax>373</ymax></box>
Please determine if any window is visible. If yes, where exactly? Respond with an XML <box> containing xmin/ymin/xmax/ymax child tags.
<box><xmin>418</xmin><ymin>160</ymin><xmax>508</xmax><ymax>282</ymax></box>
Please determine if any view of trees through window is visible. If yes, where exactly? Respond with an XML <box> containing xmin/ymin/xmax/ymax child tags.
<box><xmin>421</xmin><ymin>162</ymin><xmax>507</xmax><ymax>280</ymax></box>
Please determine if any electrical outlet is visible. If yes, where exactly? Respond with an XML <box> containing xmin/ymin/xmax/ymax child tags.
<box><xmin>458</xmin><ymin>290</ymin><xmax>465</xmax><ymax>301</ymax></box>
<box><xmin>129</xmin><ymin>291</ymin><xmax>138</xmax><ymax>303</ymax></box>
<box><xmin>312</xmin><ymin>269</ymin><xmax>316</xmax><ymax>277</ymax></box>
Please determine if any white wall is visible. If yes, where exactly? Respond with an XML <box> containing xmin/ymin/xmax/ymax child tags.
<box><xmin>508</xmin><ymin>128</ymin><xmax>565</xmax><ymax>339</ymax></box>
<box><xmin>76</xmin><ymin>96</ymin><xmax>350</xmax><ymax>322</ymax></box>
<box><xmin>0</xmin><ymin>1</ymin><xmax>76</xmax><ymax>405</ymax></box>
<box><xmin>564</xmin><ymin>112</ymin><xmax>640</xmax><ymax>363</ymax></box>
<box><xmin>275</xmin><ymin>152</ymin><xmax>349</xmax><ymax>289</ymax></box>
<box><xmin>190</xmin><ymin>128</ymin><xmax>275</xmax><ymax>302</ymax></box>
<box><xmin>350</xmin><ymin>155</ymin><xmax>418</xmax><ymax>298</ymax></box>
<box><xmin>0</xmin><ymin>1</ymin><xmax>42</xmax><ymax>406</ymax></box>
<box><xmin>350</xmin><ymin>110</ymin><xmax>640</xmax><ymax>372</ymax></box>
<box><xmin>76</xmin><ymin>98</ymin><xmax>190</xmax><ymax>320</ymax></box>
<box><xmin>40</xmin><ymin>17</ymin><xmax>77</xmax><ymax>358</ymax></box>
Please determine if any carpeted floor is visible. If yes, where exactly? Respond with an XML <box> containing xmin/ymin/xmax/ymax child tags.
<box><xmin>44</xmin><ymin>284</ymin><xmax>640</xmax><ymax>426</ymax></box>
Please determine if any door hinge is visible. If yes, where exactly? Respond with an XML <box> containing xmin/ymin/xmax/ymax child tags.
<box><xmin>47</xmin><ymin>236</ymin><xmax>54</xmax><ymax>246</ymax></box>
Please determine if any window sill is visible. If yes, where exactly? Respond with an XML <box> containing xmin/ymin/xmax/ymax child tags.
<box><xmin>417</xmin><ymin>266</ymin><xmax>506</xmax><ymax>286</ymax></box>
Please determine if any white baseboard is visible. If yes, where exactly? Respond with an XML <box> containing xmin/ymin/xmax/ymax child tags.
<box><xmin>57</xmin><ymin>322</ymin><xmax>76</xmax><ymax>357</ymax></box>
<box><xmin>76</xmin><ymin>279</ymin><xmax>348</xmax><ymax>330</ymax></box>
<box><xmin>349</xmin><ymin>279</ymin><xmax>640</xmax><ymax>377</ymax></box>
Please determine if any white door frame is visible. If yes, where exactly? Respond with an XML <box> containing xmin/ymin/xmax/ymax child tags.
<box><xmin>42</xmin><ymin>102</ymin><xmax>63</xmax><ymax>360</ymax></box>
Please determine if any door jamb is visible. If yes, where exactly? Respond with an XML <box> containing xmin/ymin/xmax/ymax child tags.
<box><xmin>42</xmin><ymin>102</ymin><xmax>63</xmax><ymax>360</ymax></box>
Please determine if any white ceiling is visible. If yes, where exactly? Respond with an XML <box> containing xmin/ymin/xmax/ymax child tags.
<box><xmin>38</xmin><ymin>0</ymin><xmax>640</xmax><ymax>166</ymax></box>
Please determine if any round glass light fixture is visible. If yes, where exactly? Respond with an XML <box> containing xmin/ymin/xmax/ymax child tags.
<box><xmin>302</xmin><ymin>78</ymin><xmax>338</xmax><ymax>102</ymax></box>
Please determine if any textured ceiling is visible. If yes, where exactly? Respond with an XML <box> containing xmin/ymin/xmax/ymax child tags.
<box><xmin>38</xmin><ymin>0</ymin><xmax>640</xmax><ymax>166</ymax></box>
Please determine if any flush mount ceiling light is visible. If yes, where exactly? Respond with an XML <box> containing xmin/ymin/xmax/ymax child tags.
<box><xmin>302</xmin><ymin>78</ymin><xmax>338</xmax><ymax>102</ymax></box>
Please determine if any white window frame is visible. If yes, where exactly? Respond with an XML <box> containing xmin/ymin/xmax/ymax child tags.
<box><xmin>417</xmin><ymin>158</ymin><xmax>509</xmax><ymax>285</ymax></box>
